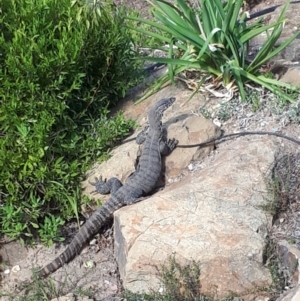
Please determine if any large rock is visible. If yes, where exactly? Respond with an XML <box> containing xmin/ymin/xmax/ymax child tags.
<box><xmin>114</xmin><ymin>138</ymin><xmax>277</xmax><ymax>299</ymax></box>
<box><xmin>166</xmin><ymin>116</ymin><xmax>221</xmax><ymax>177</ymax></box>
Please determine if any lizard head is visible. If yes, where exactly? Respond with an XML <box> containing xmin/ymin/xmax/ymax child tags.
<box><xmin>148</xmin><ymin>97</ymin><xmax>175</xmax><ymax>129</ymax></box>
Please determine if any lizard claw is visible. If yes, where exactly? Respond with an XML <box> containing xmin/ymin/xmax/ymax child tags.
<box><xmin>90</xmin><ymin>176</ymin><xmax>111</xmax><ymax>195</ymax></box>
<box><xmin>167</xmin><ymin>138</ymin><xmax>178</xmax><ymax>151</ymax></box>
<box><xmin>88</xmin><ymin>176</ymin><xmax>106</xmax><ymax>186</ymax></box>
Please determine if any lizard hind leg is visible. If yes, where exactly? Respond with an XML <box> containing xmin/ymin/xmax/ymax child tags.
<box><xmin>123</xmin><ymin>187</ymin><xmax>144</xmax><ymax>205</ymax></box>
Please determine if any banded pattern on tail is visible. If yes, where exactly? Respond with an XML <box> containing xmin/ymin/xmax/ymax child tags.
<box><xmin>38</xmin><ymin>192</ymin><xmax>124</xmax><ymax>277</ymax></box>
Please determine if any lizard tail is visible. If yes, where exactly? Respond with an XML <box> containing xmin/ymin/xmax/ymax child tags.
<box><xmin>38</xmin><ymin>196</ymin><xmax>121</xmax><ymax>277</ymax></box>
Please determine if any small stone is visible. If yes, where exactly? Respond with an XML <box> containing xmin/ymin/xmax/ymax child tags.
<box><xmin>280</xmin><ymin>218</ymin><xmax>285</xmax><ymax>223</ymax></box>
<box><xmin>11</xmin><ymin>265</ymin><xmax>20</xmax><ymax>273</ymax></box>
<box><xmin>188</xmin><ymin>163</ymin><xmax>194</xmax><ymax>171</ymax></box>
<box><xmin>3</xmin><ymin>269</ymin><xmax>10</xmax><ymax>274</ymax></box>
<box><xmin>83</xmin><ymin>260</ymin><xmax>95</xmax><ymax>269</ymax></box>
<box><xmin>81</xmin><ymin>248</ymin><xmax>89</xmax><ymax>254</ymax></box>
<box><xmin>89</xmin><ymin>238</ymin><xmax>97</xmax><ymax>245</ymax></box>
<box><xmin>158</xmin><ymin>287</ymin><xmax>164</xmax><ymax>293</ymax></box>
<box><xmin>168</xmin><ymin>178</ymin><xmax>174</xmax><ymax>183</ymax></box>
<box><xmin>109</xmin><ymin>284</ymin><xmax>118</xmax><ymax>291</ymax></box>
<box><xmin>213</xmin><ymin>119</ymin><xmax>221</xmax><ymax>127</ymax></box>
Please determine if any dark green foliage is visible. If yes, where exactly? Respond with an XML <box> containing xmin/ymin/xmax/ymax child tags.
<box><xmin>129</xmin><ymin>0</ymin><xmax>299</xmax><ymax>103</ymax></box>
<box><xmin>0</xmin><ymin>0</ymin><xmax>141</xmax><ymax>243</ymax></box>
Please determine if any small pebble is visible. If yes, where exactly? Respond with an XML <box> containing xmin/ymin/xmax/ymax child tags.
<box><xmin>11</xmin><ymin>265</ymin><xmax>20</xmax><ymax>273</ymax></box>
<box><xmin>168</xmin><ymin>178</ymin><xmax>174</xmax><ymax>183</ymax></box>
<box><xmin>213</xmin><ymin>119</ymin><xmax>221</xmax><ymax>127</ymax></box>
<box><xmin>158</xmin><ymin>287</ymin><xmax>164</xmax><ymax>293</ymax></box>
<box><xmin>109</xmin><ymin>284</ymin><xmax>118</xmax><ymax>291</ymax></box>
<box><xmin>83</xmin><ymin>260</ymin><xmax>95</xmax><ymax>269</ymax></box>
<box><xmin>89</xmin><ymin>238</ymin><xmax>97</xmax><ymax>245</ymax></box>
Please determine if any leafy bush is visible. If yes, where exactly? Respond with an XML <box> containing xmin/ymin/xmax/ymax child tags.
<box><xmin>128</xmin><ymin>0</ymin><xmax>300</xmax><ymax>103</ymax></box>
<box><xmin>0</xmin><ymin>0</ymin><xmax>141</xmax><ymax>243</ymax></box>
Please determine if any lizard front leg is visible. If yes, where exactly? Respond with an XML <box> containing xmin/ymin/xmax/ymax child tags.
<box><xmin>135</xmin><ymin>125</ymin><xmax>150</xmax><ymax>145</ymax></box>
<box><xmin>89</xmin><ymin>176</ymin><xmax>123</xmax><ymax>195</ymax></box>
<box><xmin>160</xmin><ymin>138</ymin><xmax>178</xmax><ymax>155</ymax></box>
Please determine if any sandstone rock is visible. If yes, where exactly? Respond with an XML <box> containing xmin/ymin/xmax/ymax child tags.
<box><xmin>279</xmin><ymin>67</ymin><xmax>300</xmax><ymax>86</ymax></box>
<box><xmin>114</xmin><ymin>138</ymin><xmax>277</xmax><ymax>299</ymax></box>
<box><xmin>166</xmin><ymin>116</ymin><xmax>221</xmax><ymax>177</ymax></box>
<box><xmin>82</xmin><ymin>132</ymin><xmax>140</xmax><ymax>201</ymax></box>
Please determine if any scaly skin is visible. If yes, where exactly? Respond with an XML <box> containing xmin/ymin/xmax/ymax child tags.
<box><xmin>38</xmin><ymin>97</ymin><xmax>178</xmax><ymax>277</ymax></box>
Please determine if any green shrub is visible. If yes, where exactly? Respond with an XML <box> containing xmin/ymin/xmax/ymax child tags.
<box><xmin>128</xmin><ymin>0</ymin><xmax>300</xmax><ymax>103</ymax></box>
<box><xmin>0</xmin><ymin>0</ymin><xmax>140</xmax><ymax>243</ymax></box>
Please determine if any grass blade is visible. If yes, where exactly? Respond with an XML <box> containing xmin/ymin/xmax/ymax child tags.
<box><xmin>176</xmin><ymin>0</ymin><xmax>198</xmax><ymax>28</ymax></box>
<box><xmin>168</xmin><ymin>38</ymin><xmax>175</xmax><ymax>84</ymax></box>
<box><xmin>239</xmin><ymin>69</ymin><xmax>296</xmax><ymax>102</ymax></box>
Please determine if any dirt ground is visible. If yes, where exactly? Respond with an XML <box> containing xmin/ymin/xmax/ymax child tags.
<box><xmin>1</xmin><ymin>1</ymin><xmax>300</xmax><ymax>300</ymax></box>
